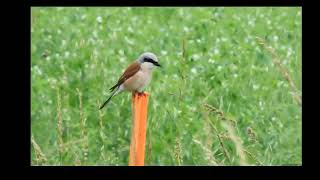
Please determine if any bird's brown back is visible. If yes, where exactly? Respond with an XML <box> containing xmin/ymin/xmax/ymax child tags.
<box><xmin>110</xmin><ymin>61</ymin><xmax>141</xmax><ymax>91</ymax></box>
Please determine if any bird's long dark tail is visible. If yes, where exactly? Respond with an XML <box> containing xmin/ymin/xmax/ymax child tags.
<box><xmin>99</xmin><ymin>86</ymin><xmax>119</xmax><ymax>110</ymax></box>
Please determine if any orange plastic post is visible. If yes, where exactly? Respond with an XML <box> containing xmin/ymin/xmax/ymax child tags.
<box><xmin>129</xmin><ymin>92</ymin><xmax>149</xmax><ymax>166</ymax></box>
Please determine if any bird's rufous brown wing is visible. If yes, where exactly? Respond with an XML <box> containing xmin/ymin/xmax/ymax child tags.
<box><xmin>109</xmin><ymin>62</ymin><xmax>140</xmax><ymax>92</ymax></box>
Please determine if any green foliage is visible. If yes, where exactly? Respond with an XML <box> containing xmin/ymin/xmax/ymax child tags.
<box><xmin>31</xmin><ymin>7</ymin><xmax>301</xmax><ymax>165</ymax></box>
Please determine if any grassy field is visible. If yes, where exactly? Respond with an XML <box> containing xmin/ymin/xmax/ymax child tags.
<box><xmin>31</xmin><ymin>7</ymin><xmax>302</xmax><ymax>166</ymax></box>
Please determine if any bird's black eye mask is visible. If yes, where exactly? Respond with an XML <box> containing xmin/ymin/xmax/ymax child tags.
<box><xmin>143</xmin><ymin>57</ymin><xmax>161</xmax><ymax>67</ymax></box>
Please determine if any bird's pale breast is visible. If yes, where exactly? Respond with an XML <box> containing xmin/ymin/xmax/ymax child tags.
<box><xmin>123</xmin><ymin>69</ymin><xmax>152</xmax><ymax>92</ymax></box>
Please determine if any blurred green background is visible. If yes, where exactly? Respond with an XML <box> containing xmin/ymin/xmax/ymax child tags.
<box><xmin>31</xmin><ymin>7</ymin><xmax>301</xmax><ymax>165</ymax></box>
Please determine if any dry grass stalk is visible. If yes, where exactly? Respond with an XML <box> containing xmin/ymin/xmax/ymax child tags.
<box><xmin>146</xmin><ymin>126</ymin><xmax>152</xmax><ymax>165</ymax></box>
<box><xmin>31</xmin><ymin>134</ymin><xmax>47</xmax><ymax>164</ymax></box>
<box><xmin>76</xmin><ymin>88</ymin><xmax>88</xmax><ymax>164</ymax></box>
<box><xmin>206</xmin><ymin>117</ymin><xmax>232</xmax><ymax>164</ymax></box>
<box><xmin>146</xmin><ymin>117</ymin><xmax>157</xmax><ymax>165</ymax></box>
<box><xmin>97</xmin><ymin>100</ymin><xmax>107</xmax><ymax>162</ymax></box>
<box><xmin>174</xmin><ymin>137</ymin><xmax>183</xmax><ymax>166</ymax></box>
<box><xmin>219</xmin><ymin>133</ymin><xmax>232</xmax><ymax>141</ymax></box>
<box><xmin>204</xmin><ymin>103</ymin><xmax>232</xmax><ymax>163</ymax></box>
<box><xmin>243</xmin><ymin>149</ymin><xmax>263</xmax><ymax>166</ymax></box>
<box><xmin>146</xmin><ymin>138</ymin><xmax>152</xmax><ymax>165</ymax></box>
<box><xmin>256</xmin><ymin>36</ymin><xmax>301</xmax><ymax>106</ymax></box>
<box><xmin>204</xmin><ymin>103</ymin><xmax>240</xmax><ymax>164</ymax></box>
<box><xmin>222</xmin><ymin>121</ymin><xmax>249</xmax><ymax>166</ymax></box>
<box><xmin>193</xmin><ymin>139</ymin><xmax>219</xmax><ymax>165</ymax></box>
<box><xmin>182</xmin><ymin>38</ymin><xmax>187</xmax><ymax>59</ymax></box>
<box><xmin>98</xmin><ymin>101</ymin><xmax>104</xmax><ymax>131</ymax></box>
<box><xmin>204</xmin><ymin>103</ymin><xmax>227</xmax><ymax>120</ymax></box>
<box><xmin>74</xmin><ymin>153</ymin><xmax>82</xmax><ymax>166</ymax></box>
<box><xmin>56</xmin><ymin>88</ymin><xmax>64</xmax><ymax>163</ymax></box>
<box><xmin>247</xmin><ymin>127</ymin><xmax>258</xmax><ymax>143</ymax></box>
<box><xmin>204</xmin><ymin>103</ymin><xmax>250</xmax><ymax>165</ymax></box>
<box><xmin>204</xmin><ymin>103</ymin><xmax>237</xmax><ymax>126</ymax></box>
<box><xmin>178</xmin><ymin>38</ymin><xmax>188</xmax><ymax>82</ymax></box>
<box><xmin>204</xmin><ymin>112</ymin><xmax>219</xmax><ymax>165</ymax></box>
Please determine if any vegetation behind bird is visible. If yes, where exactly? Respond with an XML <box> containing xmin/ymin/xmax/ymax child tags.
<box><xmin>31</xmin><ymin>7</ymin><xmax>301</xmax><ymax>165</ymax></box>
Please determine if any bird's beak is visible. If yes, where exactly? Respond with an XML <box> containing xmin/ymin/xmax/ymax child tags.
<box><xmin>154</xmin><ymin>62</ymin><xmax>161</xmax><ymax>67</ymax></box>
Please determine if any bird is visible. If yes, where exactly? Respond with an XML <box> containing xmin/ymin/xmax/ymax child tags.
<box><xmin>99</xmin><ymin>52</ymin><xmax>161</xmax><ymax>110</ymax></box>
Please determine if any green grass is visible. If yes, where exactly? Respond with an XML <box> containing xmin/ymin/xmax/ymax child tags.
<box><xmin>31</xmin><ymin>7</ymin><xmax>302</xmax><ymax>166</ymax></box>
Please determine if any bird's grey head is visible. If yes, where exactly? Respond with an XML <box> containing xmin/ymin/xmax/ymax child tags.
<box><xmin>137</xmin><ymin>52</ymin><xmax>161</xmax><ymax>67</ymax></box>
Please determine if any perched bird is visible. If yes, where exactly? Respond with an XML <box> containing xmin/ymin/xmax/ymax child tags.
<box><xmin>99</xmin><ymin>52</ymin><xmax>161</xmax><ymax>110</ymax></box>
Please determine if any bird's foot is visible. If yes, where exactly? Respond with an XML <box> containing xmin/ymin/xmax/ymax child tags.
<box><xmin>138</xmin><ymin>91</ymin><xmax>144</xmax><ymax>96</ymax></box>
<box><xmin>134</xmin><ymin>90</ymin><xmax>144</xmax><ymax>96</ymax></box>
